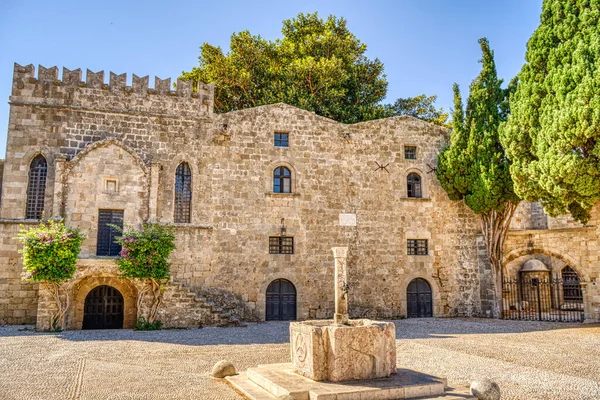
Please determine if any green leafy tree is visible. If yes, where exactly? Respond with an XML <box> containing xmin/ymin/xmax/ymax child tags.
<box><xmin>437</xmin><ymin>38</ymin><xmax>520</xmax><ymax>317</ymax></box>
<box><xmin>387</xmin><ymin>94</ymin><xmax>450</xmax><ymax>127</ymax></box>
<box><xmin>17</xmin><ymin>220</ymin><xmax>84</xmax><ymax>330</ymax></box>
<box><xmin>500</xmin><ymin>0</ymin><xmax>600</xmax><ymax>224</ymax></box>
<box><xmin>180</xmin><ymin>12</ymin><xmax>388</xmax><ymax>123</ymax></box>
<box><xmin>113</xmin><ymin>223</ymin><xmax>176</xmax><ymax>326</ymax></box>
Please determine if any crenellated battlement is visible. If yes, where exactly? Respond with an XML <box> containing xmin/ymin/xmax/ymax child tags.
<box><xmin>11</xmin><ymin>63</ymin><xmax>214</xmax><ymax>117</ymax></box>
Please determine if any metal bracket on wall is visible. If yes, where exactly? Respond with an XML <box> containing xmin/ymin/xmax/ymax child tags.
<box><xmin>374</xmin><ymin>161</ymin><xmax>390</xmax><ymax>173</ymax></box>
<box><xmin>426</xmin><ymin>163</ymin><xmax>437</xmax><ymax>174</ymax></box>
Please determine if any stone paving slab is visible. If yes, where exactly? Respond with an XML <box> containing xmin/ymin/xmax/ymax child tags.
<box><xmin>0</xmin><ymin>319</ymin><xmax>599</xmax><ymax>399</ymax></box>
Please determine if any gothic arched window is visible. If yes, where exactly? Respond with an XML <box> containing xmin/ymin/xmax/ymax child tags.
<box><xmin>26</xmin><ymin>154</ymin><xmax>47</xmax><ymax>219</ymax></box>
<box><xmin>407</xmin><ymin>173</ymin><xmax>422</xmax><ymax>198</ymax></box>
<box><xmin>273</xmin><ymin>167</ymin><xmax>291</xmax><ymax>193</ymax></box>
<box><xmin>174</xmin><ymin>162</ymin><xmax>192</xmax><ymax>223</ymax></box>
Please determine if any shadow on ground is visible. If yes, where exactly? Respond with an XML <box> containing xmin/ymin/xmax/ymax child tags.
<box><xmin>1</xmin><ymin>318</ymin><xmax>596</xmax><ymax>346</ymax></box>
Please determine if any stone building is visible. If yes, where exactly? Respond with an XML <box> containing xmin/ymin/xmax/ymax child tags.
<box><xmin>0</xmin><ymin>63</ymin><xmax>598</xmax><ymax>330</ymax></box>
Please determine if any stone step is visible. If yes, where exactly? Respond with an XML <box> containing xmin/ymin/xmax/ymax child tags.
<box><xmin>226</xmin><ymin>372</ymin><xmax>278</xmax><ymax>400</ymax></box>
<box><xmin>239</xmin><ymin>363</ymin><xmax>448</xmax><ymax>400</ymax></box>
<box><xmin>415</xmin><ymin>386</ymin><xmax>475</xmax><ymax>399</ymax></box>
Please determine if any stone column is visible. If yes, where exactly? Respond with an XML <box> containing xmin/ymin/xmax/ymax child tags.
<box><xmin>52</xmin><ymin>155</ymin><xmax>67</xmax><ymax>218</ymax></box>
<box><xmin>332</xmin><ymin>247</ymin><xmax>349</xmax><ymax>325</ymax></box>
<box><xmin>148</xmin><ymin>162</ymin><xmax>160</xmax><ymax>222</ymax></box>
<box><xmin>580</xmin><ymin>282</ymin><xmax>594</xmax><ymax>323</ymax></box>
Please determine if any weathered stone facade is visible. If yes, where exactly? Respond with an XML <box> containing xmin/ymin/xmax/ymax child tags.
<box><xmin>0</xmin><ymin>63</ymin><xmax>598</xmax><ymax>328</ymax></box>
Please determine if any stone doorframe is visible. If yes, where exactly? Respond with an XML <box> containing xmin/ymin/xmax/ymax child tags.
<box><xmin>69</xmin><ymin>274</ymin><xmax>138</xmax><ymax>330</ymax></box>
<box><xmin>399</xmin><ymin>274</ymin><xmax>442</xmax><ymax>318</ymax></box>
<box><xmin>35</xmin><ymin>259</ymin><xmax>140</xmax><ymax>331</ymax></box>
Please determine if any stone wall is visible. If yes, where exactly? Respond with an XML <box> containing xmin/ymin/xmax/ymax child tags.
<box><xmin>0</xmin><ymin>221</ymin><xmax>38</xmax><ymax>324</ymax></box>
<box><xmin>504</xmin><ymin>204</ymin><xmax>600</xmax><ymax>321</ymax></box>
<box><xmin>7</xmin><ymin>62</ymin><xmax>598</xmax><ymax>327</ymax></box>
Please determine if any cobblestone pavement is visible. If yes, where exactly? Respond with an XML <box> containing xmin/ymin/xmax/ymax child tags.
<box><xmin>0</xmin><ymin>318</ymin><xmax>598</xmax><ymax>400</ymax></box>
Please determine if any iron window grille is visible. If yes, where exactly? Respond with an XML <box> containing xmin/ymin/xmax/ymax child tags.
<box><xmin>269</xmin><ymin>236</ymin><xmax>294</xmax><ymax>254</ymax></box>
<box><xmin>174</xmin><ymin>162</ymin><xmax>192</xmax><ymax>223</ymax></box>
<box><xmin>273</xmin><ymin>166</ymin><xmax>292</xmax><ymax>193</ymax></box>
<box><xmin>405</xmin><ymin>146</ymin><xmax>417</xmax><ymax>160</ymax></box>
<box><xmin>97</xmin><ymin>209</ymin><xmax>124</xmax><ymax>257</ymax></box>
<box><xmin>407</xmin><ymin>173</ymin><xmax>422</xmax><ymax>198</ymax></box>
<box><xmin>407</xmin><ymin>239</ymin><xmax>428</xmax><ymax>255</ymax></box>
<box><xmin>274</xmin><ymin>132</ymin><xmax>289</xmax><ymax>147</ymax></box>
<box><xmin>25</xmin><ymin>154</ymin><xmax>47</xmax><ymax>219</ymax></box>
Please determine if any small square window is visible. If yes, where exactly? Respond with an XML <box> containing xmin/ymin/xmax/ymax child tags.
<box><xmin>274</xmin><ymin>132</ymin><xmax>289</xmax><ymax>147</ymax></box>
<box><xmin>407</xmin><ymin>239</ymin><xmax>428</xmax><ymax>255</ymax></box>
<box><xmin>405</xmin><ymin>146</ymin><xmax>417</xmax><ymax>160</ymax></box>
<box><xmin>105</xmin><ymin>179</ymin><xmax>118</xmax><ymax>192</ymax></box>
<box><xmin>269</xmin><ymin>236</ymin><xmax>294</xmax><ymax>254</ymax></box>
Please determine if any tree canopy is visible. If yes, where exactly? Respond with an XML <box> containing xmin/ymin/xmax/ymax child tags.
<box><xmin>180</xmin><ymin>12</ymin><xmax>449</xmax><ymax>126</ymax></box>
<box><xmin>386</xmin><ymin>94</ymin><xmax>449</xmax><ymax>127</ymax></box>
<box><xmin>180</xmin><ymin>12</ymin><xmax>388</xmax><ymax>124</ymax></box>
<box><xmin>437</xmin><ymin>38</ymin><xmax>519</xmax><ymax>214</ymax></box>
<box><xmin>500</xmin><ymin>0</ymin><xmax>600</xmax><ymax>224</ymax></box>
<box><xmin>437</xmin><ymin>38</ymin><xmax>520</xmax><ymax>317</ymax></box>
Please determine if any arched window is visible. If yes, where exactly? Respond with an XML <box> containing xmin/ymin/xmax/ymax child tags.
<box><xmin>273</xmin><ymin>166</ymin><xmax>291</xmax><ymax>193</ymax></box>
<box><xmin>174</xmin><ymin>162</ymin><xmax>192</xmax><ymax>223</ymax></box>
<box><xmin>26</xmin><ymin>154</ymin><xmax>47</xmax><ymax>219</ymax></box>
<box><xmin>407</xmin><ymin>173</ymin><xmax>422</xmax><ymax>198</ymax></box>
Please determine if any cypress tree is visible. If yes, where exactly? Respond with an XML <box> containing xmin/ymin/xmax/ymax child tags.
<box><xmin>437</xmin><ymin>38</ymin><xmax>520</xmax><ymax>317</ymax></box>
<box><xmin>501</xmin><ymin>0</ymin><xmax>600</xmax><ymax>224</ymax></box>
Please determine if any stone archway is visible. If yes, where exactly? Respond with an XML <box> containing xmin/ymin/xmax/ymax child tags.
<box><xmin>70</xmin><ymin>275</ymin><xmax>138</xmax><ymax>330</ymax></box>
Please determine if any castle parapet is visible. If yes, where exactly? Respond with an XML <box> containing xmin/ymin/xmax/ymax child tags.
<box><xmin>10</xmin><ymin>63</ymin><xmax>214</xmax><ymax>117</ymax></box>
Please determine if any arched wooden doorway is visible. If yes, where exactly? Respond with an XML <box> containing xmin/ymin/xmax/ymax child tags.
<box><xmin>266</xmin><ymin>279</ymin><xmax>296</xmax><ymax>321</ymax></box>
<box><xmin>407</xmin><ymin>278</ymin><xmax>433</xmax><ymax>318</ymax></box>
<box><xmin>83</xmin><ymin>285</ymin><xmax>124</xmax><ymax>329</ymax></box>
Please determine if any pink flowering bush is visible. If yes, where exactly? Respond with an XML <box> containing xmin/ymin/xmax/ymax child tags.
<box><xmin>113</xmin><ymin>223</ymin><xmax>176</xmax><ymax>327</ymax></box>
<box><xmin>17</xmin><ymin>219</ymin><xmax>84</xmax><ymax>330</ymax></box>
<box><xmin>17</xmin><ymin>220</ymin><xmax>84</xmax><ymax>283</ymax></box>
<box><xmin>113</xmin><ymin>223</ymin><xmax>175</xmax><ymax>281</ymax></box>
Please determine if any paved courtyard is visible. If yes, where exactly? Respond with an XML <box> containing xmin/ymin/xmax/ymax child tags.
<box><xmin>0</xmin><ymin>318</ymin><xmax>598</xmax><ymax>400</ymax></box>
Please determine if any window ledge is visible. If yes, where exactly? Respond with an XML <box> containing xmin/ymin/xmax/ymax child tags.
<box><xmin>149</xmin><ymin>221</ymin><xmax>213</xmax><ymax>230</ymax></box>
<box><xmin>0</xmin><ymin>218</ymin><xmax>40</xmax><ymax>224</ymax></box>
<box><xmin>265</xmin><ymin>192</ymin><xmax>301</xmax><ymax>197</ymax></box>
<box><xmin>171</xmin><ymin>223</ymin><xmax>213</xmax><ymax>230</ymax></box>
<box><xmin>400</xmin><ymin>197</ymin><xmax>431</xmax><ymax>201</ymax></box>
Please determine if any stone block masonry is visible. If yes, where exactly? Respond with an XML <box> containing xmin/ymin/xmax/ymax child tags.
<box><xmin>1</xmin><ymin>62</ymin><xmax>598</xmax><ymax>328</ymax></box>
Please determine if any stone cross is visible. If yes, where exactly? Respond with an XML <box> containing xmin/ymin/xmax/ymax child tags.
<box><xmin>332</xmin><ymin>247</ymin><xmax>349</xmax><ymax>324</ymax></box>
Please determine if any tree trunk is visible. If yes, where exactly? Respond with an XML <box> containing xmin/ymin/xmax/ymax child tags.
<box><xmin>148</xmin><ymin>278</ymin><xmax>163</xmax><ymax>323</ymax></box>
<box><xmin>136</xmin><ymin>278</ymin><xmax>164</xmax><ymax>324</ymax></box>
<box><xmin>480</xmin><ymin>202</ymin><xmax>519</xmax><ymax>319</ymax></box>
<box><xmin>45</xmin><ymin>282</ymin><xmax>70</xmax><ymax>331</ymax></box>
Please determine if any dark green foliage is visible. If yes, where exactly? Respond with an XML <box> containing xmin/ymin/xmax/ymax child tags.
<box><xmin>437</xmin><ymin>38</ymin><xmax>519</xmax><ymax>213</ymax></box>
<box><xmin>437</xmin><ymin>38</ymin><xmax>520</xmax><ymax>317</ymax></box>
<box><xmin>135</xmin><ymin>317</ymin><xmax>163</xmax><ymax>331</ymax></box>
<box><xmin>180</xmin><ymin>12</ymin><xmax>389</xmax><ymax>124</ymax></box>
<box><xmin>386</xmin><ymin>94</ymin><xmax>450</xmax><ymax>127</ymax></box>
<box><xmin>501</xmin><ymin>0</ymin><xmax>600</xmax><ymax>224</ymax></box>
<box><xmin>113</xmin><ymin>223</ymin><xmax>176</xmax><ymax>281</ymax></box>
<box><xmin>17</xmin><ymin>220</ymin><xmax>84</xmax><ymax>283</ymax></box>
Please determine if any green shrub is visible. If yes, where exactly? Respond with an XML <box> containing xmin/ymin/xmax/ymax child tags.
<box><xmin>17</xmin><ymin>220</ymin><xmax>84</xmax><ymax>283</ymax></box>
<box><xmin>135</xmin><ymin>317</ymin><xmax>163</xmax><ymax>331</ymax></box>
<box><xmin>113</xmin><ymin>223</ymin><xmax>176</xmax><ymax>281</ymax></box>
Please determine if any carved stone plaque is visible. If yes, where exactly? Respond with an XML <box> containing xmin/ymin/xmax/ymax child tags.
<box><xmin>339</xmin><ymin>213</ymin><xmax>357</xmax><ymax>227</ymax></box>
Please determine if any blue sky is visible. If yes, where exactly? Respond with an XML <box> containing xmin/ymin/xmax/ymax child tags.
<box><xmin>0</xmin><ymin>0</ymin><xmax>542</xmax><ymax>157</ymax></box>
